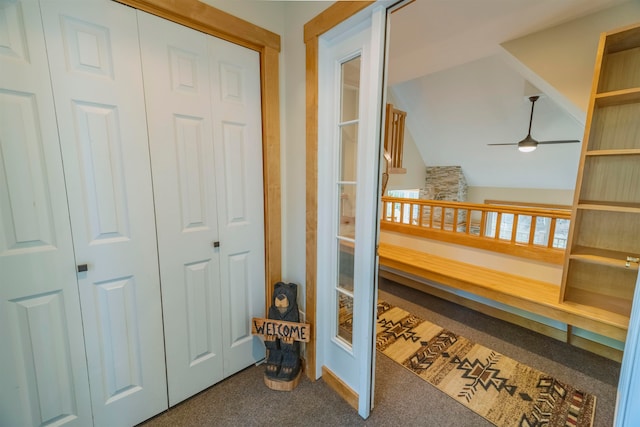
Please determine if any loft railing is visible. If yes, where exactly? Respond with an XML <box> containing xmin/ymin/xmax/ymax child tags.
<box><xmin>384</xmin><ymin>104</ymin><xmax>407</xmax><ymax>173</ymax></box>
<box><xmin>380</xmin><ymin>197</ymin><xmax>572</xmax><ymax>265</ymax></box>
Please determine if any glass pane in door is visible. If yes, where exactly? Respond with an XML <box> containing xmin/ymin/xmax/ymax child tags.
<box><xmin>334</xmin><ymin>55</ymin><xmax>361</xmax><ymax>347</ymax></box>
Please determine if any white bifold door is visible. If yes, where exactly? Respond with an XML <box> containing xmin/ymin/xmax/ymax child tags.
<box><xmin>0</xmin><ymin>1</ymin><xmax>93</xmax><ymax>425</ymax></box>
<box><xmin>39</xmin><ymin>1</ymin><xmax>168</xmax><ymax>426</ymax></box>
<box><xmin>0</xmin><ymin>1</ymin><xmax>266</xmax><ymax>425</ymax></box>
<box><xmin>139</xmin><ymin>12</ymin><xmax>266</xmax><ymax>406</ymax></box>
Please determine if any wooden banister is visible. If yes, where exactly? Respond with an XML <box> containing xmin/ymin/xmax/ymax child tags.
<box><xmin>384</xmin><ymin>104</ymin><xmax>407</xmax><ymax>173</ymax></box>
<box><xmin>380</xmin><ymin>197</ymin><xmax>571</xmax><ymax>265</ymax></box>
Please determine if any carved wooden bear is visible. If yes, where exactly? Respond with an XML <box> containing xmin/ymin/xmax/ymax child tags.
<box><xmin>265</xmin><ymin>282</ymin><xmax>301</xmax><ymax>381</ymax></box>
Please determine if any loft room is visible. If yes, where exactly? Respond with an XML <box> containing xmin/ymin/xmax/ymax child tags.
<box><xmin>374</xmin><ymin>0</ymin><xmax>640</xmax><ymax>364</ymax></box>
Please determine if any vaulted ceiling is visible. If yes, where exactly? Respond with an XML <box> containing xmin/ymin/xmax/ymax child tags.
<box><xmin>387</xmin><ymin>0</ymin><xmax>635</xmax><ymax>190</ymax></box>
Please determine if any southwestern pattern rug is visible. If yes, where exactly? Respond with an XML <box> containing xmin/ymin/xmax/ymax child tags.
<box><xmin>376</xmin><ymin>301</ymin><xmax>596</xmax><ymax>427</ymax></box>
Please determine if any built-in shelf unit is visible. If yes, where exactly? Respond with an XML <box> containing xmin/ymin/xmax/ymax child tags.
<box><xmin>561</xmin><ymin>23</ymin><xmax>640</xmax><ymax>321</ymax></box>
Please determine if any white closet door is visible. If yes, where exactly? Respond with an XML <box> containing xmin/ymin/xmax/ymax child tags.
<box><xmin>209</xmin><ymin>37</ymin><xmax>266</xmax><ymax>376</ymax></box>
<box><xmin>0</xmin><ymin>1</ymin><xmax>91</xmax><ymax>425</ymax></box>
<box><xmin>40</xmin><ymin>1</ymin><xmax>167</xmax><ymax>426</ymax></box>
<box><xmin>138</xmin><ymin>11</ymin><xmax>224</xmax><ymax>406</ymax></box>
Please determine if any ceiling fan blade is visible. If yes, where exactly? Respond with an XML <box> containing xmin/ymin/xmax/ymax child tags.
<box><xmin>487</xmin><ymin>143</ymin><xmax>518</xmax><ymax>146</ymax></box>
<box><xmin>536</xmin><ymin>140</ymin><xmax>580</xmax><ymax>145</ymax></box>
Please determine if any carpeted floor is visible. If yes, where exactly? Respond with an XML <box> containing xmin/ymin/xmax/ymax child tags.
<box><xmin>377</xmin><ymin>300</ymin><xmax>596</xmax><ymax>426</ymax></box>
<box><xmin>140</xmin><ymin>278</ymin><xmax>620</xmax><ymax>426</ymax></box>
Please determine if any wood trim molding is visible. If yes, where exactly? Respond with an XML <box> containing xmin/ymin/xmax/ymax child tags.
<box><xmin>484</xmin><ymin>200</ymin><xmax>572</xmax><ymax>210</ymax></box>
<box><xmin>116</xmin><ymin>0</ymin><xmax>282</xmax><ymax>314</ymax></box>
<box><xmin>261</xmin><ymin>46</ymin><xmax>282</xmax><ymax>308</ymax></box>
<box><xmin>321</xmin><ymin>366</ymin><xmax>359</xmax><ymax>411</ymax></box>
<box><xmin>305</xmin><ymin>36</ymin><xmax>319</xmax><ymax>381</ymax></box>
<box><xmin>116</xmin><ymin>0</ymin><xmax>280</xmax><ymax>52</ymax></box>
<box><xmin>303</xmin><ymin>1</ymin><xmax>374</xmax><ymax>382</ymax></box>
<box><xmin>303</xmin><ymin>1</ymin><xmax>374</xmax><ymax>42</ymax></box>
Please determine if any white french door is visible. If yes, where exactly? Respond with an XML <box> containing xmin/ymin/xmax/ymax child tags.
<box><xmin>317</xmin><ymin>4</ymin><xmax>388</xmax><ymax>419</ymax></box>
<box><xmin>0</xmin><ymin>1</ymin><xmax>92</xmax><ymax>425</ymax></box>
<box><xmin>40</xmin><ymin>1</ymin><xmax>168</xmax><ymax>425</ymax></box>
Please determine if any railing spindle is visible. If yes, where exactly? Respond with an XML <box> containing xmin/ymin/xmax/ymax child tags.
<box><xmin>529</xmin><ymin>216</ymin><xmax>537</xmax><ymax>245</ymax></box>
<box><xmin>548</xmin><ymin>218</ymin><xmax>557</xmax><ymax>249</ymax></box>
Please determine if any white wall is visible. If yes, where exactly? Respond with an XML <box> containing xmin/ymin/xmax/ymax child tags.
<box><xmin>385</xmin><ymin>92</ymin><xmax>427</xmax><ymax>192</ymax></box>
<box><xmin>200</xmin><ymin>0</ymin><xmax>286</xmax><ymax>34</ymax></box>
<box><xmin>386</xmin><ymin>134</ymin><xmax>426</xmax><ymax>193</ymax></box>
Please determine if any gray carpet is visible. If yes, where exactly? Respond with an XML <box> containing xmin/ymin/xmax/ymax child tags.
<box><xmin>140</xmin><ymin>278</ymin><xmax>620</xmax><ymax>426</ymax></box>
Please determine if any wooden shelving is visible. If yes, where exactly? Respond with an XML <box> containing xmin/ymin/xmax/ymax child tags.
<box><xmin>561</xmin><ymin>23</ymin><xmax>640</xmax><ymax>323</ymax></box>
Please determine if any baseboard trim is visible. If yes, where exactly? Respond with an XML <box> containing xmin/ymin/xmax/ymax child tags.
<box><xmin>321</xmin><ymin>366</ymin><xmax>358</xmax><ymax>411</ymax></box>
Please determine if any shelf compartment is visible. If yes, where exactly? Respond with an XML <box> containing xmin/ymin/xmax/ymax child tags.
<box><xmin>570</xmin><ymin>245</ymin><xmax>640</xmax><ymax>270</ymax></box>
<box><xmin>598</xmin><ymin>43</ymin><xmax>640</xmax><ymax>93</ymax></box>
<box><xmin>587</xmin><ymin>101</ymin><xmax>640</xmax><ymax>150</ymax></box>
<box><xmin>579</xmin><ymin>155</ymin><xmax>640</xmax><ymax>204</ymax></box>
<box><xmin>563</xmin><ymin>259</ymin><xmax>636</xmax><ymax>316</ymax></box>
<box><xmin>573</xmin><ymin>209</ymin><xmax>640</xmax><ymax>255</ymax></box>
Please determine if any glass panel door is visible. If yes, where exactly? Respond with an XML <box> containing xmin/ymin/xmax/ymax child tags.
<box><xmin>336</xmin><ymin>57</ymin><xmax>361</xmax><ymax>345</ymax></box>
<box><xmin>316</xmin><ymin>4</ymin><xmax>389</xmax><ymax>418</ymax></box>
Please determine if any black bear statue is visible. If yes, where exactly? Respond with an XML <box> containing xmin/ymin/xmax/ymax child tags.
<box><xmin>264</xmin><ymin>282</ymin><xmax>301</xmax><ymax>381</ymax></box>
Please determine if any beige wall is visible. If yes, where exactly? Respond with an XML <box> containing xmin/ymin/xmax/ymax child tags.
<box><xmin>502</xmin><ymin>1</ymin><xmax>640</xmax><ymax>119</ymax></box>
<box><xmin>380</xmin><ymin>230</ymin><xmax>563</xmax><ymax>283</ymax></box>
<box><xmin>466</xmin><ymin>187</ymin><xmax>574</xmax><ymax>205</ymax></box>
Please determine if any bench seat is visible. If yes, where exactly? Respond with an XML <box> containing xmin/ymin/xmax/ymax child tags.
<box><xmin>378</xmin><ymin>243</ymin><xmax>628</xmax><ymax>359</ymax></box>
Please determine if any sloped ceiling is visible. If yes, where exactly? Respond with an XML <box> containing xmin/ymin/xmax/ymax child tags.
<box><xmin>387</xmin><ymin>0</ymin><xmax>634</xmax><ymax>190</ymax></box>
<box><xmin>391</xmin><ymin>55</ymin><xmax>583</xmax><ymax>189</ymax></box>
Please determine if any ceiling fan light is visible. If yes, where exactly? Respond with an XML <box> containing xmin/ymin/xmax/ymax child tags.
<box><xmin>518</xmin><ymin>145</ymin><xmax>537</xmax><ymax>153</ymax></box>
<box><xmin>518</xmin><ymin>140</ymin><xmax>537</xmax><ymax>152</ymax></box>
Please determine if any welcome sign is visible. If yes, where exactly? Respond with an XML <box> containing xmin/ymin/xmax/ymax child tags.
<box><xmin>252</xmin><ymin>318</ymin><xmax>310</xmax><ymax>342</ymax></box>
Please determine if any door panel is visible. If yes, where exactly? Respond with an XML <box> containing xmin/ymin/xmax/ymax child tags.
<box><xmin>209</xmin><ymin>37</ymin><xmax>266</xmax><ymax>376</ymax></box>
<box><xmin>40</xmin><ymin>1</ymin><xmax>167</xmax><ymax>425</ymax></box>
<box><xmin>138</xmin><ymin>11</ymin><xmax>224</xmax><ymax>406</ymax></box>
<box><xmin>317</xmin><ymin>5</ymin><xmax>388</xmax><ymax>418</ymax></box>
<box><xmin>0</xmin><ymin>1</ymin><xmax>91</xmax><ymax>425</ymax></box>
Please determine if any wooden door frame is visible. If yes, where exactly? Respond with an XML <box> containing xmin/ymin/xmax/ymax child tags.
<box><xmin>304</xmin><ymin>1</ymin><xmax>375</xmax><ymax>381</ymax></box>
<box><xmin>115</xmin><ymin>0</ymin><xmax>281</xmax><ymax>309</ymax></box>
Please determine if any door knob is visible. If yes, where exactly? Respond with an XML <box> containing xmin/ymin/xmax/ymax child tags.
<box><xmin>77</xmin><ymin>264</ymin><xmax>88</xmax><ymax>273</ymax></box>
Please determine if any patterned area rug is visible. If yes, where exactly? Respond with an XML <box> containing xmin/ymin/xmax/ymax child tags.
<box><xmin>376</xmin><ymin>301</ymin><xmax>596</xmax><ymax>427</ymax></box>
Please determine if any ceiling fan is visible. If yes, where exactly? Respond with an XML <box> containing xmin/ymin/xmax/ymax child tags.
<box><xmin>488</xmin><ymin>95</ymin><xmax>581</xmax><ymax>152</ymax></box>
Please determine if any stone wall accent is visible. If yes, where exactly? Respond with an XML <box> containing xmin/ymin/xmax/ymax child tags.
<box><xmin>421</xmin><ymin>166</ymin><xmax>468</xmax><ymax>201</ymax></box>
<box><xmin>420</xmin><ymin>166</ymin><xmax>468</xmax><ymax>226</ymax></box>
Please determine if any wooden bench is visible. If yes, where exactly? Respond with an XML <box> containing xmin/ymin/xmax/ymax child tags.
<box><xmin>378</xmin><ymin>243</ymin><xmax>628</xmax><ymax>361</ymax></box>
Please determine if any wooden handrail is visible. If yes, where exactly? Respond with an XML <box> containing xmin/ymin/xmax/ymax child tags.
<box><xmin>384</xmin><ymin>104</ymin><xmax>407</xmax><ymax>173</ymax></box>
<box><xmin>380</xmin><ymin>197</ymin><xmax>571</xmax><ymax>264</ymax></box>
